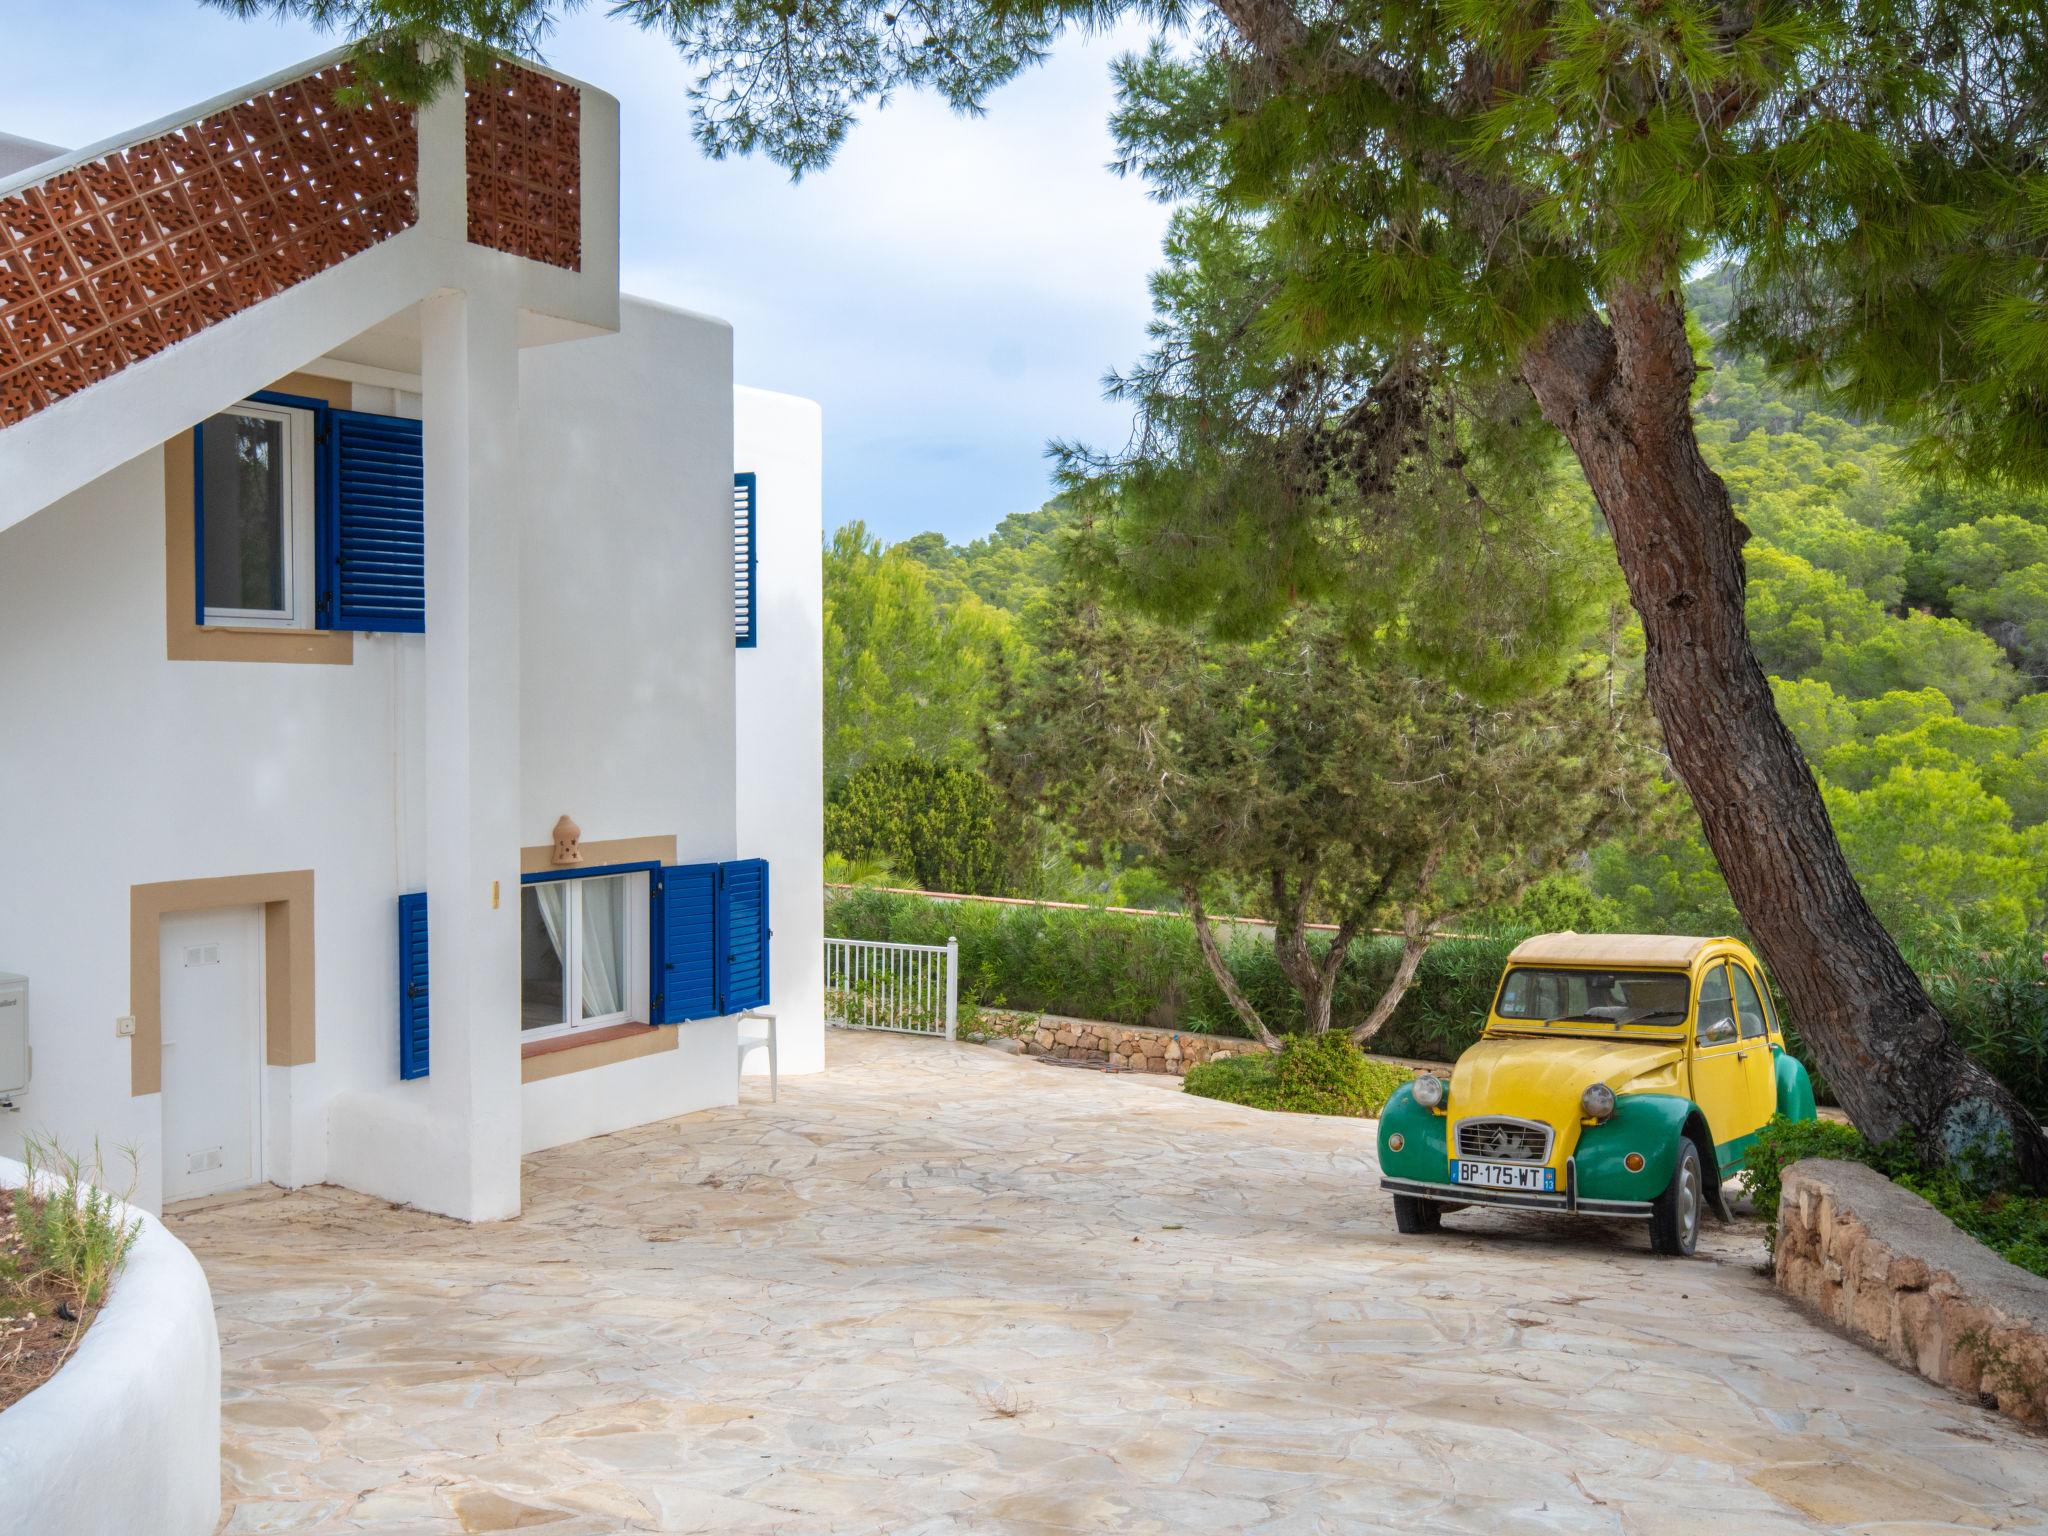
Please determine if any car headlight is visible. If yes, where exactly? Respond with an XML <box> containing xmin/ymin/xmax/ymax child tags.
<box><xmin>1581</xmin><ymin>1083</ymin><xmax>1617</xmax><ymax>1121</ymax></box>
<box><xmin>1412</xmin><ymin>1074</ymin><xmax>1447</xmax><ymax>1110</ymax></box>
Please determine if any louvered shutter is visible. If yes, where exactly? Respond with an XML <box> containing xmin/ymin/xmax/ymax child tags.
<box><xmin>732</xmin><ymin>472</ymin><xmax>757</xmax><ymax>648</ymax></box>
<box><xmin>323</xmin><ymin>409</ymin><xmax>426</xmax><ymax>633</ymax></box>
<box><xmin>397</xmin><ymin>891</ymin><xmax>429</xmax><ymax>1080</ymax></box>
<box><xmin>717</xmin><ymin>858</ymin><xmax>771</xmax><ymax>1013</ymax></box>
<box><xmin>652</xmin><ymin>864</ymin><xmax>719</xmax><ymax>1023</ymax></box>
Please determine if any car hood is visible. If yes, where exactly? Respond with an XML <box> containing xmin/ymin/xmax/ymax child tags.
<box><xmin>1450</xmin><ymin>1034</ymin><xmax>1685</xmax><ymax>1139</ymax></box>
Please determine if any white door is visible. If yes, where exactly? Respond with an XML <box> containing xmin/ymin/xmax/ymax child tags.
<box><xmin>160</xmin><ymin>907</ymin><xmax>264</xmax><ymax>1202</ymax></box>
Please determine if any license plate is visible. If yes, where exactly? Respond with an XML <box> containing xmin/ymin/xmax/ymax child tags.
<box><xmin>1455</xmin><ymin>1160</ymin><xmax>1555</xmax><ymax>1192</ymax></box>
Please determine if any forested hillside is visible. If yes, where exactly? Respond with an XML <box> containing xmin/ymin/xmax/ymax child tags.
<box><xmin>826</xmin><ymin>290</ymin><xmax>2048</xmax><ymax>950</ymax></box>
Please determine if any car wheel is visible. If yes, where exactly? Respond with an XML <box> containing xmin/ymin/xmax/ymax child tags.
<box><xmin>1650</xmin><ymin>1138</ymin><xmax>1703</xmax><ymax>1257</ymax></box>
<box><xmin>1393</xmin><ymin>1195</ymin><xmax>1443</xmax><ymax>1235</ymax></box>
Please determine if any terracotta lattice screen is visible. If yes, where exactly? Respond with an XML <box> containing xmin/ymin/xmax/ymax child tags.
<box><xmin>0</xmin><ymin>65</ymin><xmax>418</xmax><ymax>430</ymax></box>
<box><xmin>465</xmin><ymin>61</ymin><xmax>581</xmax><ymax>271</ymax></box>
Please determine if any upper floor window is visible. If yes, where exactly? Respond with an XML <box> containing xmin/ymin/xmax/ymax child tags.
<box><xmin>190</xmin><ymin>390</ymin><xmax>428</xmax><ymax>636</ymax></box>
<box><xmin>197</xmin><ymin>399</ymin><xmax>317</xmax><ymax>628</ymax></box>
<box><xmin>733</xmin><ymin>471</ymin><xmax>757</xmax><ymax>648</ymax></box>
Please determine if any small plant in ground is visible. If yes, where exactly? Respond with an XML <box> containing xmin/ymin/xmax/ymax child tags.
<box><xmin>1</xmin><ymin>1137</ymin><xmax>141</xmax><ymax>1409</ymax></box>
<box><xmin>17</xmin><ymin>1137</ymin><xmax>142</xmax><ymax>1317</ymax></box>
<box><xmin>1184</xmin><ymin>1035</ymin><xmax>1407</xmax><ymax>1118</ymax></box>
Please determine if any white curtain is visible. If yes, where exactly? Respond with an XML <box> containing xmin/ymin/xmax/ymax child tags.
<box><xmin>532</xmin><ymin>878</ymin><xmax>626</xmax><ymax>1021</ymax></box>
<box><xmin>579</xmin><ymin>877</ymin><xmax>625</xmax><ymax>1018</ymax></box>
<box><xmin>533</xmin><ymin>884</ymin><xmax>571</xmax><ymax>1028</ymax></box>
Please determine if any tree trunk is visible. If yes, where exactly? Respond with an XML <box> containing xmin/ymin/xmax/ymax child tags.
<box><xmin>1188</xmin><ymin>890</ymin><xmax>1282</xmax><ymax>1051</ymax></box>
<box><xmin>1270</xmin><ymin>872</ymin><xmax>1340</xmax><ymax>1036</ymax></box>
<box><xmin>1352</xmin><ymin>914</ymin><xmax>1431</xmax><ymax>1049</ymax></box>
<box><xmin>1520</xmin><ymin>283</ymin><xmax>2048</xmax><ymax>1188</ymax></box>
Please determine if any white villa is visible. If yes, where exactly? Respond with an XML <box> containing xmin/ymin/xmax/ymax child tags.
<box><xmin>0</xmin><ymin>48</ymin><xmax>825</xmax><ymax>1222</ymax></box>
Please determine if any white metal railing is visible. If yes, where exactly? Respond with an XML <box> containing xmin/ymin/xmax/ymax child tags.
<box><xmin>824</xmin><ymin>936</ymin><xmax>958</xmax><ymax>1039</ymax></box>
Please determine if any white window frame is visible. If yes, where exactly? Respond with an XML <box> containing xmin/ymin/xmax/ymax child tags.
<box><xmin>519</xmin><ymin>872</ymin><xmax>647</xmax><ymax>1041</ymax></box>
<box><xmin>199</xmin><ymin>399</ymin><xmax>317</xmax><ymax>630</ymax></box>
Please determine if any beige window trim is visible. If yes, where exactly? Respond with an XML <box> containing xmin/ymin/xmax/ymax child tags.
<box><xmin>518</xmin><ymin>834</ymin><xmax>678</xmax><ymax>875</ymax></box>
<box><xmin>521</xmin><ymin>1022</ymin><xmax>676</xmax><ymax>1083</ymax></box>
<box><xmin>514</xmin><ymin>833</ymin><xmax>681</xmax><ymax>1080</ymax></box>
<box><xmin>166</xmin><ymin>371</ymin><xmax>354</xmax><ymax>666</ymax></box>
<box><xmin>130</xmin><ymin>870</ymin><xmax>315</xmax><ymax>1097</ymax></box>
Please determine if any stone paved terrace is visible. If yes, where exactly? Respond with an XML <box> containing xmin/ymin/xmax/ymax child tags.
<box><xmin>173</xmin><ymin>1033</ymin><xmax>2048</xmax><ymax>1535</ymax></box>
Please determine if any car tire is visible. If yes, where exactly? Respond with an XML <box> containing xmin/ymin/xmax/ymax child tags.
<box><xmin>1650</xmin><ymin>1138</ymin><xmax>1703</xmax><ymax>1258</ymax></box>
<box><xmin>1393</xmin><ymin>1195</ymin><xmax>1443</xmax><ymax>1235</ymax></box>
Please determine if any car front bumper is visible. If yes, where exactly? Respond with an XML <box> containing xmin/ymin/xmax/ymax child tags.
<box><xmin>1381</xmin><ymin>1160</ymin><xmax>1654</xmax><ymax>1219</ymax></box>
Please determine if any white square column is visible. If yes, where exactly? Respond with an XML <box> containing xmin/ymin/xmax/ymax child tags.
<box><xmin>418</xmin><ymin>284</ymin><xmax>524</xmax><ymax>1222</ymax></box>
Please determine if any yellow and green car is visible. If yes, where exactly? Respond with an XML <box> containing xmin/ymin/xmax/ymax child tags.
<box><xmin>1378</xmin><ymin>933</ymin><xmax>1817</xmax><ymax>1256</ymax></box>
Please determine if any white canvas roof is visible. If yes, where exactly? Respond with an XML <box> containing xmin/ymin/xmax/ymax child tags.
<box><xmin>1505</xmin><ymin>932</ymin><xmax>1727</xmax><ymax>967</ymax></box>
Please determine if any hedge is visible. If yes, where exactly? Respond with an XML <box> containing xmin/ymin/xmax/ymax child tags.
<box><xmin>824</xmin><ymin>887</ymin><xmax>2048</xmax><ymax>1113</ymax></box>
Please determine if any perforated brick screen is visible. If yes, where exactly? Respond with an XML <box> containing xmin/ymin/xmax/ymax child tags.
<box><xmin>0</xmin><ymin>65</ymin><xmax>418</xmax><ymax>430</ymax></box>
<box><xmin>465</xmin><ymin>61</ymin><xmax>580</xmax><ymax>272</ymax></box>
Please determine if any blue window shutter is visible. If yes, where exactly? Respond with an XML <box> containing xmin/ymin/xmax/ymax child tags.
<box><xmin>717</xmin><ymin>858</ymin><xmax>771</xmax><ymax>1013</ymax></box>
<box><xmin>397</xmin><ymin>891</ymin><xmax>429</xmax><ymax>1080</ymax></box>
<box><xmin>322</xmin><ymin>409</ymin><xmax>426</xmax><ymax>633</ymax></box>
<box><xmin>732</xmin><ymin>472</ymin><xmax>757</xmax><ymax>648</ymax></box>
<box><xmin>652</xmin><ymin>864</ymin><xmax>719</xmax><ymax>1023</ymax></box>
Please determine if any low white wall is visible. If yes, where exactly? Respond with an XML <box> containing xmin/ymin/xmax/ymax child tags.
<box><xmin>520</xmin><ymin>1020</ymin><xmax>738</xmax><ymax>1154</ymax></box>
<box><xmin>734</xmin><ymin>386</ymin><xmax>826</xmax><ymax>1077</ymax></box>
<box><xmin>0</xmin><ymin>1156</ymin><xmax>219</xmax><ymax>1536</ymax></box>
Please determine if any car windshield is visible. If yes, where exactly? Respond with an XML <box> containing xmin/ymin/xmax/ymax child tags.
<box><xmin>1495</xmin><ymin>967</ymin><xmax>1691</xmax><ymax>1027</ymax></box>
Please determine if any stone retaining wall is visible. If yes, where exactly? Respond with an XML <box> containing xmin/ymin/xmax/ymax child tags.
<box><xmin>1776</xmin><ymin>1158</ymin><xmax>2048</xmax><ymax>1427</ymax></box>
<box><xmin>1023</xmin><ymin>1017</ymin><xmax>1268</xmax><ymax>1076</ymax></box>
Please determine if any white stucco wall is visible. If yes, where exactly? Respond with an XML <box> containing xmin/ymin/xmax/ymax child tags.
<box><xmin>0</xmin><ymin>1156</ymin><xmax>220</xmax><ymax>1536</ymax></box>
<box><xmin>735</xmin><ymin>387</ymin><xmax>827</xmax><ymax>1076</ymax></box>
<box><xmin>0</xmin><ymin>446</ymin><xmax>419</xmax><ymax>1212</ymax></box>
<box><xmin>511</xmin><ymin>297</ymin><xmax>746</xmax><ymax>1149</ymax></box>
<box><xmin>0</xmin><ymin>293</ymin><xmax>825</xmax><ymax>1213</ymax></box>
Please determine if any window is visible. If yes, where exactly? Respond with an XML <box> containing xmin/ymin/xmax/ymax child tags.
<box><xmin>1494</xmin><ymin>968</ymin><xmax>1689</xmax><ymax>1026</ymax></box>
<box><xmin>1728</xmin><ymin>963</ymin><xmax>1770</xmax><ymax>1040</ymax></box>
<box><xmin>1696</xmin><ymin>963</ymin><xmax>1737</xmax><ymax>1044</ymax></box>
<box><xmin>733</xmin><ymin>471</ymin><xmax>757</xmax><ymax>647</ymax></box>
<box><xmin>191</xmin><ymin>393</ymin><xmax>428</xmax><ymax>637</ymax></box>
<box><xmin>520</xmin><ymin>872</ymin><xmax>644</xmax><ymax>1038</ymax></box>
<box><xmin>197</xmin><ymin>400</ymin><xmax>316</xmax><ymax>628</ymax></box>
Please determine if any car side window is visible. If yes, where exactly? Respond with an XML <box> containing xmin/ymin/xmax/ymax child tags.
<box><xmin>1695</xmin><ymin>963</ymin><xmax>1736</xmax><ymax>1045</ymax></box>
<box><xmin>1728</xmin><ymin>964</ymin><xmax>1769</xmax><ymax>1040</ymax></box>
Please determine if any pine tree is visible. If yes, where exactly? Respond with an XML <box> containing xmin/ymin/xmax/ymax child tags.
<box><xmin>225</xmin><ymin>0</ymin><xmax>2048</xmax><ymax>1181</ymax></box>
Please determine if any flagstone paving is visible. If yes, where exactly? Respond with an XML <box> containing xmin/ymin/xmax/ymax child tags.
<box><xmin>175</xmin><ymin>1032</ymin><xmax>2048</xmax><ymax>1535</ymax></box>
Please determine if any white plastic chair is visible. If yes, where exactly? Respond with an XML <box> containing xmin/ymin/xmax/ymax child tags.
<box><xmin>737</xmin><ymin>1010</ymin><xmax>778</xmax><ymax>1102</ymax></box>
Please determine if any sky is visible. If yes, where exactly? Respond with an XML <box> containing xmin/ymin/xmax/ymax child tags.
<box><xmin>3</xmin><ymin>2</ymin><xmax>1174</xmax><ymax>544</ymax></box>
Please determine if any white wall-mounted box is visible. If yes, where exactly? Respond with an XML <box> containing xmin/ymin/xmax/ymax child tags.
<box><xmin>0</xmin><ymin>972</ymin><xmax>26</xmax><ymax>1097</ymax></box>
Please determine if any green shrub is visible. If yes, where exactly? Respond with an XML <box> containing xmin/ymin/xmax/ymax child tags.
<box><xmin>1748</xmin><ymin>1116</ymin><xmax>2048</xmax><ymax>1278</ymax></box>
<box><xmin>1272</xmin><ymin>1033</ymin><xmax>1408</xmax><ymax>1116</ymax></box>
<box><xmin>1182</xmin><ymin>1052</ymin><xmax>1281</xmax><ymax>1110</ymax></box>
<box><xmin>1745</xmin><ymin>1117</ymin><xmax>1871</xmax><ymax>1250</ymax></box>
<box><xmin>1184</xmin><ymin>1035</ymin><xmax>1408</xmax><ymax>1118</ymax></box>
